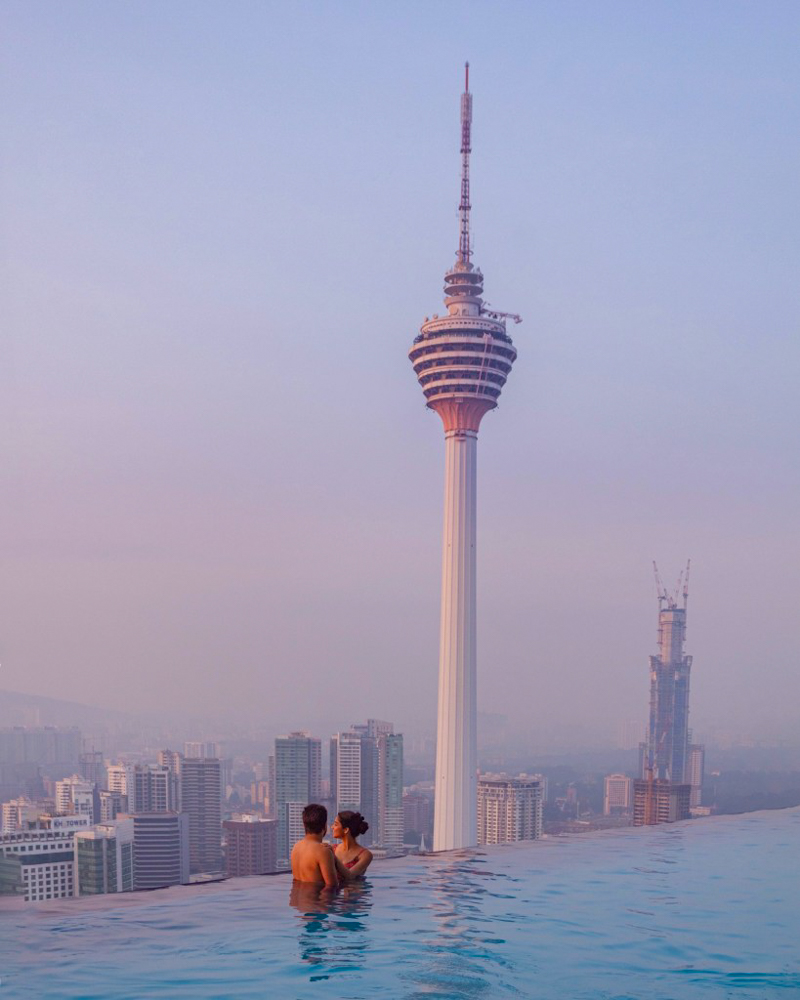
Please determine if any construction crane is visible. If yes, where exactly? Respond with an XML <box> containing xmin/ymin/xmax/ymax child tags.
<box><xmin>653</xmin><ymin>559</ymin><xmax>691</xmax><ymax>611</ymax></box>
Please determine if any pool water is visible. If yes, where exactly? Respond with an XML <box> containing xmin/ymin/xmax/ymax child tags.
<box><xmin>2</xmin><ymin>807</ymin><xmax>798</xmax><ymax>999</ymax></box>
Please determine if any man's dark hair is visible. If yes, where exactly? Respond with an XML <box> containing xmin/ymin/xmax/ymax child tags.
<box><xmin>302</xmin><ymin>803</ymin><xmax>327</xmax><ymax>835</ymax></box>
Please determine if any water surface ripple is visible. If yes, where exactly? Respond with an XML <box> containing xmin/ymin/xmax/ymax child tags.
<box><xmin>1</xmin><ymin>808</ymin><xmax>797</xmax><ymax>999</ymax></box>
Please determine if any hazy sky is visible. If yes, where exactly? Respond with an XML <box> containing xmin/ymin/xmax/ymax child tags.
<box><xmin>2</xmin><ymin>2</ymin><xmax>799</xmax><ymax>743</ymax></box>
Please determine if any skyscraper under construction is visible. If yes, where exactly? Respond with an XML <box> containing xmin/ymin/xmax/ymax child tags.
<box><xmin>644</xmin><ymin>562</ymin><xmax>692</xmax><ymax>785</ymax></box>
<box><xmin>635</xmin><ymin>562</ymin><xmax>694</xmax><ymax>826</ymax></box>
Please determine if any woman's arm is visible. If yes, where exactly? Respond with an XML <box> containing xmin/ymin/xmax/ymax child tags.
<box><xmin>335</xmin><ymin>849</ymin><xmax>373</xmax><ymax>880</ymax></box>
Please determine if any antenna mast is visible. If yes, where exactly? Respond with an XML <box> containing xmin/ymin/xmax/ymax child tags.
<box><xmin>458</xmin><ymin>62</ymin><xmax>473</xmax><ymax>264</ymax></box>
<box><xmin>682</xmin><ymin>558</ymin><xmax>691</xmax><ymax>610</ymax></box>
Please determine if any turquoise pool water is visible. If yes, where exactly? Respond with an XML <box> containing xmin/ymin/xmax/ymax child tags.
<box><xmin>2</xmin><ymin>808</ymin><xmax>798</xmax><ymax>999</ymax></box>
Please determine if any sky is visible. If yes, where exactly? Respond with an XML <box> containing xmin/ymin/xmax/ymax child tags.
<box><xmin>2</xmin><ymin>1</ymin><xmax>799</xmax><ymax>745</ymax></box>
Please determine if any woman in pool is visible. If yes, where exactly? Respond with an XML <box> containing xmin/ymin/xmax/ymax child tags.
<box><xmin>331</xmin><ymin>810</ymin><xmax>373</xmax><ymax>879</ymax></box>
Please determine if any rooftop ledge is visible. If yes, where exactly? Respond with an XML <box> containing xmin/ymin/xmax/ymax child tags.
<box><xmin>3</xmin><ymin>807</ymin><xmax>798</xmax><ymax>1000</ymax></box>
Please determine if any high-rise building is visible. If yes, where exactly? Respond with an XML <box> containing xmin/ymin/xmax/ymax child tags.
<box><xmin>55</xmin><ymin>775</ymin><xmax>97</xmax><ymax>820</ymax></box>
<box><xmin>223</xmin><ymin>815</ymin><xmax>278</xmax><ymax>876</ymax></box>
<box><xmin>74</xmin><ymin>818</ymin><xmax>134</xmax><ymax>895</ymax></box>
<box><xmin>274</xmin><ymin>733</ymin><xmax>321</xmax><ymax>863</ymax></box>
<box><xmin>1</xmin><ymin>796</ymin><xmax>41</xmax><ymax>833</ymax></box>
<box><xmin>180</xmin><ymin>757</ymin><xmax>222</xmax><ymax>874</ymax></box>
<box><xmin>106</xmin><ymin>763</ymin><xmax>133</xmax><ymax>798</ymax></box>
<box><xmin>0</xmin><ymin>814</ymin><xmax>91</xmax><ymax>902</ymax></box>
<box><xmin>129</xmin><ymin>765</ymin><xmax>180</xmax><ymax>814</ymax></box>
<box><xmin>129</xmin><ymin>812</ymin><xmax>190</xmax><ymax>891</ymax></box>
<box><xmin>158</xmin><ymin>749</ymin><xmax>183</xmax><ymax>776</ymax></box>
<box><xmin>250</xmin><ymin>780</ymin><xmax>270</xmax><ymax>815</ymax></box>
<box><xmin>183</xmin><ymin>741</ymin><xmax>221</xmax><ymax>760</ymax></box>
<box><xmin>603</xmin><ymin>774</ymin><xmax>633</xmax><ymax>815</ymax></box>
<box><xmin>284</xmin><ymin>801</ymin><xmax>306</xmax><ymax>858</ymax></box>
<box><xmin>633</xmin><ymin>778</ymin><xmax>691</xmax><ymax>826</ymax></box>
<box><xmin>636</xmin><ymin>563</ymin><xmax>695</xmax><ymax>827</ymax></box>
<box><xmin>330</xmin><ymin>731</ymin><xmax>364</xmax><ymax>814</ymax></box>
<box><xmin>688</xmin><ymin>743</ymin><xmax>705</xmax><ymax>808</ymax></box>
<box><xmin>644</xmin><ymin>563</ymin><xmax>693</xmax><ymax>785</ymax></box>
<box><xmin>378</xmin><ymin>732</ymin><xmax>404</xmax><ymax>850</ymax></box>
<box><xmin>402</xmin><ymin>793</ymin><xmax>433</xmax><ymax>845</ymax></box>
<box><xmin>98</xmin><ymin>789</ymin><xmax>128</xmax><ymax>823</ymax></box>
<box><xmin>330</xmin><ymin>722</ymin><xmax>404</xmax><ymax>849</ymax></box>
<box><xmin>409</xmin><ymin>66</ymin><xmax>519</xmax><ymax>851</ymax></box>
<box><xmin>477</xmin><ymin>775</ymin><xmax>542</xmax><ymax>845</ymax></box>
<box><xmin>0</xmin><ymin>727</ymin><xmax>81</xmax><ymax>780</ymax></box>
<box><xmin>266</xmin><ymin>755</ymin><xmax>276</xmax><ymax>818</ymax></box>
<box><xmin>79</xmin><ymin>750</ymin><xmax>105</xmax><ymax>785</ymax></box>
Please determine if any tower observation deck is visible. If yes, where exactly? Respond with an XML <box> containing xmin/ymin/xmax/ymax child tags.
<box><xmin>409</xmin><ymin>66</ymin><xmax>519</xmax><ymax>851</ymax></box>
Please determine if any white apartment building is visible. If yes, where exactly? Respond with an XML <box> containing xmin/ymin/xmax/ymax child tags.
<box><xmin>55</xmin><ymin>776</ymin><xmax>95</xmax><ymax>819</ymax></box>
<box><xmin>603</xmin><ymin>774</ymin><xmax>633</xmax><ymax>815</ymax></box>
<box><xmin>2</xmin><ymin>797</ymin><xmax>41</xmax><ymax>834</ymax></box>
<box><xmin>477</xmin><ymin>775</ymin><xmax>543</xmax><ymax>846</ymax></box>
<box><xmin>0</xmin><ymin>814</ymin><xmax>91</xmax><ymax>902</ymax></box>
<box><xmin>106</xmin><ymin>764</ymin><xmax>133</xmax><ymax>797</ymax></box>
<box><xmin>284</xmin><ymin>801</ymin><xmax>306</xmax><ymax>858</ymax></box>
<box><xmin>331</xmin><ymin>723</ymin><xmax>405</xmax><ymax>850</ymax></box>
<box><xmin>331</xmin><ymin>731</ymin><xmax>363</xmax><ymax>812</ymax></box>
<box><xmin>688</xmin><ymin>743</ymin><xmax>705</xmax><ymax>808</ymax></box>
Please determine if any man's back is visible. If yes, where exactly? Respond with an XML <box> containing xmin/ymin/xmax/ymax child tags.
<box><xmin>291</xmin><ymin>837</ymin><xmax>337</xmax><ymax>886</ymax></box>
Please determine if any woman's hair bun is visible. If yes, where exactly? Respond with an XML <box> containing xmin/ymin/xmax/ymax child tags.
<box><xmin>338</xmin><ymin>809</ymin><xmax>369</xmax><ymax>838</ymax></box>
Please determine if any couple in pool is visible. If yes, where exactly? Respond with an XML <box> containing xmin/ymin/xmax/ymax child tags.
<box><xmin>291</xmin><ymin>803</ymin><xmax>373</xmax><ymax>887</ymax></box>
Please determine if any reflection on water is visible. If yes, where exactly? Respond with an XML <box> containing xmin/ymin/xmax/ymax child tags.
<box><xmin>403</xmin><ymin>852</ymin><xmax>518</xmax><ymax>999</ymax></box>
<box><xmin>289</xmin><ymin>879</ymin><xmax>373</xmax><ymax>980</ymax></box>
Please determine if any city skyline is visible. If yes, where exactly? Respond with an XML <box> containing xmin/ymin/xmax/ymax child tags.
<box><xmin>2</xmin><ymin>3</ymin><xmax>799</xmax><ymax>742</ymax></box>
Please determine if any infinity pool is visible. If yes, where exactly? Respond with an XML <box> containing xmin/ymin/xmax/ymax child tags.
<box><xmin>2</xmin><ymin>808</ymin><xmax>798</xmax><ymax>999</ymax></box>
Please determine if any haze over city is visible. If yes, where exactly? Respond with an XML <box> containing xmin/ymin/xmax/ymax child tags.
<box><xmin>2</xmin><ymin>2</ymin><xmax>799</xmax><ymax>744</ymax></box>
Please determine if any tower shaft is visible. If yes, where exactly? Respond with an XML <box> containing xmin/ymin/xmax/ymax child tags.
<box><xmin>433</xmin><ymin>429</ymin><xmax>478</xmax><ymax>850</ymax></box>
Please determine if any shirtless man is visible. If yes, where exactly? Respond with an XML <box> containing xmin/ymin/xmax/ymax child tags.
<box><xmin>290</xmin><ymin>803</ymin><xmax>338</xmax><ymax>887</ymax></box>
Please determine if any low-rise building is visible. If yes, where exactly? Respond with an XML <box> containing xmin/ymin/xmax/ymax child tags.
<box><xmin>0</xmin><ymin>813</ymin><xmax>91</xmax><ymax>902</ymax></box>
<box><xmin>633</xmin><ymin>779</ymin><xmax>691</xmax><ymax>826</ymax></box>
<box><xmin>603</xmin><ymin>774</ymin><xmax>633</xmax><ymax>815</ymax></box>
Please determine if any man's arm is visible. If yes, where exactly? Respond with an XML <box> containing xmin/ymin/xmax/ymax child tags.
<box><xmin>318</xmin><ymin>845</ymin><xmax>339</xmax><ymax>888</ymax></box>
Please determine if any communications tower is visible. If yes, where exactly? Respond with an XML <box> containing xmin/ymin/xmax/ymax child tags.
<box><xmin>409</xmin><ymin>66</ymin><xmax>519</xmax><ymax>850</ymax></box>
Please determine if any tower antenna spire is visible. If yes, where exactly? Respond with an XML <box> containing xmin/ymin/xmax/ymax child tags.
<box><xmin>458</xmin><ymin>62</ymin><xmax>473</xmax><ymax>264</ymax></box>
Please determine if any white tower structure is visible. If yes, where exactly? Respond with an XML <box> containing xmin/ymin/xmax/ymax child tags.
<box><xmin>409</xmin><ymin>65</ymin><xmax>519</xmax><ymax>851</ymax></box>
